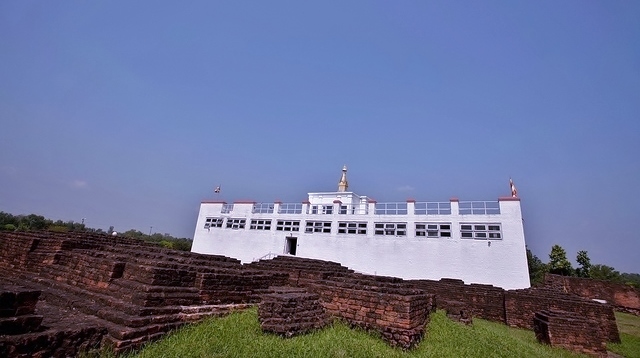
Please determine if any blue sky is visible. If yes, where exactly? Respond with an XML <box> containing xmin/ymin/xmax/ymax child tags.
<box><xmin>1</xmin><ymin>2</ymin><xmax>639</xmax><ymax>273</ymax></box>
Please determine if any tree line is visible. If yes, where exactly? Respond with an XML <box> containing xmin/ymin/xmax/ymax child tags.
<box><xmin>527</xmin><ymin>244</ymin><xmax>640</xmax><ymax>288</ymax></box>
<box><xmin>0</xmin><ymin>211</ymin><xmax>192</xmax><ymax>251</ymax></box>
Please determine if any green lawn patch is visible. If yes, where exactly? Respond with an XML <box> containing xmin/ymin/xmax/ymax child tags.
<box><xmin>616</xmin><ymin>311</ymin><xmax>640</xmax><ymax>337</ymax></box>
<box><xmin>609</xmin><ymin>312</ymin><xmax>640</xmax><ymax>358</ymax></box>
<box><xmin>128</xmin><ymin>308</ymin><xmax>584</xmax><ymax>358</ymax></box>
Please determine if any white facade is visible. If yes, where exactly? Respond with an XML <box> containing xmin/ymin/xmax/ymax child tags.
<box><xmin>191</xmin><ymin>183</ymin><xmax>531</xmax><ymax>289</ymax></box>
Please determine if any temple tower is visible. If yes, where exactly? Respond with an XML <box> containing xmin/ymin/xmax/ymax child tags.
<box><xmin>338</xmin><ymin>165</ymin><xmax>348</xmax><ymax>192</ymax></box>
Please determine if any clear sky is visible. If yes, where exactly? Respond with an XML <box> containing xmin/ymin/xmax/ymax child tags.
<box><xmin>1</xmin><ymin>2</ymin><xmax>639</xmax><ymax>273</ymax></box>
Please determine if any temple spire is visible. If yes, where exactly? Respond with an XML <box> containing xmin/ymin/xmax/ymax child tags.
<box><xmin>338</xmin><ymin>165</ymin><xmax>348</xmax><ymax>192</ymax></box>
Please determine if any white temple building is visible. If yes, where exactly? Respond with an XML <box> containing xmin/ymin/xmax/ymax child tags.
<box><xmin>191</xmin><ymin>167</ymin><xmax>531</xmax><ymax>289</ymax></box>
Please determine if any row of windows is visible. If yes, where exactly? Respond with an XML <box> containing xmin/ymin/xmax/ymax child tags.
<box><xmin>374</xmin><ymin>222</ymin><xmax>407</xmax><ymax>236</ymax></box>
<box><xmin>416</xmin><ymin>223</ymin><xmax>452</xmax><ymax>238</ymax></box>
<box><xmin>204</xmin><ymin>217</ymin><xmax>501</xmax><ymax>239</ymax></box>
<box><xmin>338</xmin><ymin>222</ymin><xmax>367</xmax><ymax>235</ymax></box>
<box><xmin>305</xmin><ymin>221</ymin><xmax>332</xmax><ymax>233</ymax></box>
<box><xmin>460</xmin><ymin>224</ymin><xmax>502</xmax><ymax>239</ymax></box>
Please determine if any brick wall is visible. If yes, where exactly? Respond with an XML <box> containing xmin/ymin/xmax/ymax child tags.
<box><xmin>534</xmin><ymin>310</ymin><xmax>607</xmax><ymax>357</ymax></box>
<box><xmin>408</xmin><ymin>278</ymin><xmax>505</xmax><ymax>322</ymax></box>
<box><xmin>310</xmin><ymin>275</ymin><xmax>433</xmax><ymax>349</ymax></box>
<box><xmin>0</xmin><ymin>285</ymin><xmax>42</xmax><ymax>335</ymax></box>
<box><xmin>0</xmin><ymin>231</ymin><xmax>628</xmax><ymax>354</ymax></box>
<box><xmin>258</xmin><ymin>287</ymin><xmax>330</xmax><ymax>337</ymax></box>
<box><xmin>0</xmin><ymin>231</ymin><xmax>285</xmax><ymax>353</ymax></box>
<box><xmin>505</xmin><ymin>288</ymin><xmax>620</xmax><ymax>343</ymax></box>
<box><xmin>544</xmin><ymin>273</ymin><xmax>640</xmax><ymax>315</ymax></box>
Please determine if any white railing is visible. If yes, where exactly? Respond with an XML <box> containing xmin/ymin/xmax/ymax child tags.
<box><xmin>374</xmin><ymin>202</ymin><xmax>408</xmax><ymax>215</ymax></box>
<box><xmin>414</xmin><ymin>202</ymin><xmax>451</xmax><ymax>215</ymax></box>
<box><xmin>221</xmin><ymin>203</ymin><xmax>234</xmax><ymax>214</ymax></box>
<box><xmin>278</xmin><ymin>203</ymin><xmax>303</xmax><ymax>214</ymax></box>
<box><xmin>252</xmin><ymin>203</ymin><xmax>274</xmax><ymax>214</ymax></box>
<box><xmin>458</xmin><ymin>201</ymin><xmax>500</xmax><ymax>215</ymax></box>
<box><xmin>217</xmin><ymin>200</ymin><xmax>500</xmax><ymax>216</ymax></box>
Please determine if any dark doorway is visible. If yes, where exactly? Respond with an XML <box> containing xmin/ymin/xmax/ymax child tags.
<box><xmin>286</xmin><ymin>236</ymin><xmax>297</xmax><ymax>255</ymax></box>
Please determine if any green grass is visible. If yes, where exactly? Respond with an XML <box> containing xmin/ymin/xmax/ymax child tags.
<box><xmin>608</xmin><ymin>312</ymin><xmax>640</xmax><ymax>358</ymax></box>
<box><xmin>616</xmin><ymin>311</ymin><xmax>640</xmax><ymax>337</ymax></box>
<box><xmin>127</xmin><ymin>309</ymin><xmax>585</xmax><ymax>358</ymax></box>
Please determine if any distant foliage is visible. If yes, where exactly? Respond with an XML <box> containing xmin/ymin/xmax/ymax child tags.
<box><xmin>526</xmin><ymin>243</ymin><xmax>639</xmax><ymax>288</ymax></box>
<box><xmin>120</xmin><ymin>229</ymin><xmax>192</xmax><ymax>251</ymax></box>
<box><xmin>620</xmin><ymin>273</ymin><xmax>640</xmax><ymax>289</ymax></box>
<box><xmin>0</xmin><ymin>211</ymin><xmax>192</xmax><ymax>252</ymax></box>
<box><xmin>526</xmin><ymin>247</ymin><xmax>548</xmax><ymax>286</ymax></box>
<box><xmin>0</xmin><ymin>212</ymin><xmax>85</xmax><ymax>232</ymax></box>
<box><xmin>590</xmin><ymin>264</ymin><xmax>622</xmax><ymax>282</ymax></box>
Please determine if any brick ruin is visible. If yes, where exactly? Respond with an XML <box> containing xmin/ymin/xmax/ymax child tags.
<box><xmin>0</xmin><ymin>231</ymin><xmax>625</xmax><ymax>356</ymax></box>
<box><xmin>248</xmin><ymin>256</ymin><xmax>434</xmax><ymax>349</ymax></box>
<box><xmin>505</xmin><ymin>287</ymin><xmax>620</xmax><ymax>343</ymax></box>
<box><xmin>310</xmin><ymin>276</ymin><xmax>433</xmax><ymax>349</ymax></box>
<box><xmin>443</xmin><ymin>300</ymin><xmax>472</xmax><ymax>325</ymax></box>
<box><xmin>258</xmin><ymin>286</ymin><xmax>330</xmax><ymax>337</ymax></box>
<box><xmin>0</xmin><ymin>284</ymin><xmax>107</xmax><ymax>358</ymax></box>
<box><xmin>408</xmin><ymin>278</ymin><xmax>505</xmax><ymax>322</ymax></box>
<box><xmin>0</xmin><ymin>287</ymin><xmax>42</xmax><ymax>335</ymax></box>
<box><xmin>534</xmin><ymin>310</ymin><xmax>608</xmax><ymax>357</ymax></box>
<box><xmin>0</xmin><ymin>231</ymin><xmax>281</xmax><ymax>356</ymax></box>
<box><xmin>543</xmin><ymin>273</ymin><xmax>640</xmax><ymax>315</ymax></box>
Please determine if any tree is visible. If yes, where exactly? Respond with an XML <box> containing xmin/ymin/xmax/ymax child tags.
<box><xmin>526</xmin><ymin>247</ymin><xmax>548</xmax><ymax>286</ymax></box>
<box><xmin>23</xmin><ymin>214</ymin><xmax>48</xmax><ymax>230</ymax></box>
<box><xmin>575</xmin><ymin>250</ymin><xmax>592</xmax><ymax>278</ymax></box>
<box><xmin>590</xmin><ymin>264</ymin><xmax>622</xmax><ymax>282</ymax></box>
<box><xmin>548</xmin><ymin>244</ymin><xmax>573</xmax><ymax>276</ymax></box>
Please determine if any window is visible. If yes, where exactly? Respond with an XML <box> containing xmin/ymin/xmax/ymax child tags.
<box><xmin>305</xmin><ymin>221</ymin><xmax>332</xmax><ymax>233</ymax></box>
<box><xmin>415</xmin><ymin>223</ymin><xmax>451</xmax><ymax>238</ymax></box>
<box><xmin>204</xmin><ymin>217</ymin><xmax>224</xmax><ymax>229</ymax></box>
<box><xmin>250</xmin><ymin>219</ymin><xmax>272</xmax><ymax>230</ymax></box>
<box><xmin>338</xmin><ymin>222</ymin><xmax>367</xmax><ymax>234</ymax></box>
<box><xmin>374</xmin><ymin>222</ymin><xmax>407</xmax><ymax>236</ymax></box>
<box><xmin>460</xmin><ymin>223</ymin><xmax>502</xmax><ymax>240</ymax></box>
<box><xmin>226</xmin><ymin>218</ymin><xmax>246</xmax><ymax>229</ymax></box>
<box><xmin>276</xmin><ymin>220</ymin><xmax>300</xmax><ymax>232</ymax></box>
<box><xmin>278</xmin><ymin>203</ymin><xmax>302</xmax><ymax>214</ymax></box>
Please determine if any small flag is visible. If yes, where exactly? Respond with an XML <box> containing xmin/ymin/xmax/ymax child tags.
<box><xmin>214</xmin><ymin>186</ymin><xmax>221</xmax><ymax>193</ymax></box>
<box><xmin>509</xmin><ymin>178</ymin><xmax>517</xmax><ymax>197</ymax></box>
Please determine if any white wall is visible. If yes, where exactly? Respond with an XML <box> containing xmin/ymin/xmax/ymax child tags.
<box><xmin>191</xmin><ymin>198</ymin><xmax>531</xmax><ymax>289</ymax></box>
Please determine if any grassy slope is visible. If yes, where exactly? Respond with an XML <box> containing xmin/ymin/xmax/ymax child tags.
<box><xmin>608</xmin><ymin>312</ymin><xmax>640</xmax><ymax>358</ymax></box>
<box><xmin>129</xmin><ymin>309</ymin><xmax>585</xmax><ymax>358</ymax></box>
